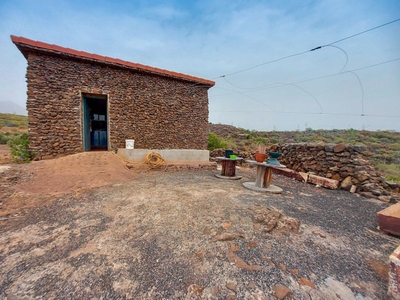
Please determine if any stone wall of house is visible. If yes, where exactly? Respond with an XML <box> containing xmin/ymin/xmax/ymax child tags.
<box><xmin>276</xmin><ymin>143</ymin><xmax>398</xmax><ymax>201</ymax></box>
<box><xmin>25</xmin><ymin>52</ymin><xmax>210</xmax><ymax>159</ymax></box>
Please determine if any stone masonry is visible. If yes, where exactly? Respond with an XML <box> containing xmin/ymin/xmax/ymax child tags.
<box><xmin>276</xmin><ymin>143</ymin><xmax>399</xmax><ymax>201</ymax></box>
<box><xmin>12</xmin><ymin>36</ymin><xmax>214</xmax><ymax>159</ymax></box>
<box><xmin>210</xmin><ymin>143</ymin><xmax>399</xmax><ymax>201</ymax></box>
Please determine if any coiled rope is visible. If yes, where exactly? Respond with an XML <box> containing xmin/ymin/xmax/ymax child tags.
<box><xmin>144</xmin><ymin>152</ymin><xmax>166</xmax><ymax>170</ymax></box>
<box><xmin>112</xmin><ymin>151</ymin><xmax>166</xmax><ymax>171</ymax></box>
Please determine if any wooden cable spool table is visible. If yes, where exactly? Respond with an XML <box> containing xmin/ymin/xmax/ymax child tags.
<box><xmin>243</xmin><ymin>160</ymin><xmax>286</xmax><ymax>193</ymax></box>
<box><xmin>214</xmin><ymin>156</ymin><xmax>243</xmax><ymax>180</ymax></box>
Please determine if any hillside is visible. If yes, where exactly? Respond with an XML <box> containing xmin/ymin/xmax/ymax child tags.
<box><xmin>0</xmin><ymin>115</ymin><xmax>399</xmax><ymax>182</ymax></box>
<box><xmin>0</xmin><ymin>113</ymin><xmax>28</xmax><ymax>128</ymax></box>
<box><xmin>0</xmin><ymin>101</ymin><xmax>27</xmax><ymax>116</ymax></box>
<box><xmin>209</xmin><ymin>123</ymin><xmax>400</xmax><ymax>182</ymax></box>
<box><xmin>0</xmin><ymin>113</ymin><xmax>28</xmax><ymax>144</ymax></box>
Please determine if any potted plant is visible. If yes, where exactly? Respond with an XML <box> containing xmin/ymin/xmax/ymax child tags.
<box><xmin>254</xmin><ymin>144</ymin><xmax>267</xmax><ymax>162</ymax></box>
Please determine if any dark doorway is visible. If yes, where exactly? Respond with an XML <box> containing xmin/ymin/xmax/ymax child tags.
<box><xmin>83</xmin><ymin>96</ymin><xmax>108</xmax><ymax>151</ymax></box>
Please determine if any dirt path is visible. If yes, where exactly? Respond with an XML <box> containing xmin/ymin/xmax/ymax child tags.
<box><xmin>0</xmin><ymin>154</ymin><xmax>398</xmax><ymax>299</ymax></box>
<box><xmin>0</xmin><ymin>152</ymin><xmax>145</xmax><ymax>217</ymax></box>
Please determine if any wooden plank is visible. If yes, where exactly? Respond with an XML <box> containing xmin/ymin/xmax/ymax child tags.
<box><xmin>378</xmin><ymin>203</ymin><xmax>400</xmax><ymax>236</ymax></box>
<box><xmin>272</xmin><ymin>167</ymin><xmax>338</xmax><ymax>189</ymax></box>
<box><xmin>299</xmin><ymin>172</ymin><xmax>339</xmax><ymax>189</ymax></box>
<box><xmin>265</xmin><ymin>168</ymin><xmax>273</xmax><ymax>188</ymax></box>
<box><xmin>255</xmin><ymin>165</ymin><xmax>265</xmax><ymax>187</ymax></box>
<box><xmin>272</xmin><ymin>167</ymin><xmax>305</xmax><ymax>181</ymax></box>
<box><xmin>223</xmin><ymin>160</ymin><xmax>236</xmax><ymax>177</ymax></box>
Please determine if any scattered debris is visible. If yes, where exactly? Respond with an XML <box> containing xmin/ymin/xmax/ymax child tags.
<box><xmin>212</xmin><ymin>233</ymin><xmax>239</xmax><ymax>242</ymax></box>
<box><xmin>299</xmin><ymin>172</ymin><xmax>339</xmax><ymax>189</ymax></box>
<box><xmin>221</xmin><ymin>222</ymin><xmax>232</xmax><ymax>229</ymax></box>
<box><xmin>226</xmin><ymin>251</ymin><xmax>262</xmax><ymax>271</ymax></box>
<box><xmin>252</xmin><ymin>206</ymin><xmax>301</xmax><ymax>233</ymax></box>
<box><xmin>273</xmin><ymin>284</ymin><xmax>292</xmax><ymax>299</ymax></box>
<box><xmin>299</xmin><ymin>277</ymin><xmax>316</xmax><ymax>289</ymax></box>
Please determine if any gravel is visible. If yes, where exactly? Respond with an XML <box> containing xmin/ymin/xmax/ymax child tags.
<box><xmin>0</xmin><ymin>168</ymin><xmax>397</xmax><ymax>299</ymax></box>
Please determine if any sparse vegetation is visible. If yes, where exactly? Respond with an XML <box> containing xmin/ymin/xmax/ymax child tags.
<box><xmin>7</xmin><ymin>133</ymin><xmax>35</xmax><ymax>163</ymax></box>
<box><xmin>209</xmin><ymin>124</ymin><xmax>400</xmax><ymax>183</ymax></box>
<box><xmin>0</xmin><ymin>132</ymin><xmax>21</xmax><ymax>144</ymax></box>
<box><xmin>0</xmin><ymin>113</ymin><xmax>28</xmax><ymax>128</ymax></box>
<box><xmin>207</xmin><ymin>132</ymin><xmax>228</xmax><ymax>151</ymax></box>
<box><xmin>376</xmin><ymin>163</ymin><xmax>400</xmax><ymax>183</ymax></box>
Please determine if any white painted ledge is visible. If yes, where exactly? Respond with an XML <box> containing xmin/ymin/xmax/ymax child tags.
<box><xmin>117</xmin><ymin>149</ymin><xmax>210</xmax><ymax>163</ymax></box>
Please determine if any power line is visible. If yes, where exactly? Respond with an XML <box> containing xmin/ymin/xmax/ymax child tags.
<box><xmin>347</xmin><ymin>71</ymin><xmax>365</xmax><ymax>116</ymax></box>
<box><xmin>212</xmin><ymin>57</ymin><xmax>400</xmax><ymax>95</ymax></box>
<box><xmin>211</xmin><ymin>110</ymin><xmax>400</xmax><ymax>118</ymax></box>
<box><xmin>150</xmin><ymin>19</ymin><xmax>400</xmax><ymax>98</ymax></box>
<box><xmin>210</xmin><ymin>57</ymin><xmax>400</xmax><ymax>118</ymax></box>
<box><xmin>214</xmin><ymin>50</ymin><xmax>310</xmax><ymax>78</ymax></box>
<box><xmin>215</xmin><ymin>18</ymin><xmax>400</xmax><ymax>78</ymax></box>
<box><xmin>327</xmin><ymin>18</ymin><xmax>400</xmax><ymax>45</ymax></box>
<box><xmin>221</xmin><ymin>77</ymin><xmax>322</xmax><ymax>113</ymax></box>
<box><xmin>350</xmin><ymin>57</ymin><xmax>400</xmax><ymax>72</ymax></box>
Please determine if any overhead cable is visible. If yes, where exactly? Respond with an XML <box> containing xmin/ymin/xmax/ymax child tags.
<box><xmin>216</xmin><ymin>18</ymin><xmax>400</xmax><ymax>78</ymax></box>
<box><xmin>212</xmin><ymin>57</ymin><xmax>400</xmax><ymax>95</ymax></box>
<box><xmin>327</xmin><ymin>18</ymin><xmax>400</xmax><ymax>45</ymax></box>
<box><xmin>211</xmin><ymin>110</ymin><xmax>400</xmax><ymax>118</ymax></box>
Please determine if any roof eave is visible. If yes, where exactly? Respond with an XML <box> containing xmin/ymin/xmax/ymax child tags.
<box><xmin>11</xmin><ymin>35</ymin><xmax>215</xmax><ymax>87</ymax></box>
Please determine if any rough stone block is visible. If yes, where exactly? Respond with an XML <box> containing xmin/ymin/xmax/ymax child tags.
<box><xmin>272</xmin><ymin>167</ymin><xmax>304</xmax><ymax>181</ymax></box>
<box><xmin>378</xmin><ymin>203</ymin><xmax>400</xmax><ymax>236</ymax></box>
<box><xmin>388</xmin><ymin>245</ymin><xmax>400</xmax><ymax>299</ymax></box>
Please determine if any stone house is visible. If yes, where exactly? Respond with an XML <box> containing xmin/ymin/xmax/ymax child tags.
<box><xmin>11</xmin><ymin>35</ymin><xmax>214</xmax><ymax>159</ymax></box>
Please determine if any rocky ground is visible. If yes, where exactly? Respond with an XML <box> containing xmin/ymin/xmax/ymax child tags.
<box><xmin>0</xmin><ymin>152</ymin><xmax>398</xmax><ymax>299</ymax></box>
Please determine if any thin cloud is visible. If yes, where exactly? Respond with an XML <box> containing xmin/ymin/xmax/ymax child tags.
<box><xmin>0</xmin><ymin>0</ymin><xmax>399</xmax><ymax>130</ymax></box>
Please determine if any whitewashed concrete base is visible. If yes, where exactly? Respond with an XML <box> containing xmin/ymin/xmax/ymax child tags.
<box><xmin>117</xmin><ymin>149</ymin><xmax>209</xmax><ymax>163</ymax></box>
<box><xmin>242</xmin><ymin>182</ymin><xmax>283</xmax><ymax>193</ymax></box>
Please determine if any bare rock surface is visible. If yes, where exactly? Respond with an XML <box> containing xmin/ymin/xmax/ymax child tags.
<box><xmin>0</xmin><ymin>154</ymin><xmax>398</xmax><ymax>299</ymax></box>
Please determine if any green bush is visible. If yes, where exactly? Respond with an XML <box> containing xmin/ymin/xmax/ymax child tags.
<box><xmin>0</xmin><ymin>132</ymin><xmax>18</xmax><ymax>144</ymax></box>
<box><xmin>208</xmin><ymin>132</ymin><xmax>228</xmax><ymax>151</ymax></box>
<box><xmin>254</xmin><ymin>137</ymin><xmax>267</xmax><ymax>145</ymax></box>
<box><xmin>268</xmin><ymin>138</ymin><xmax>279</xmax><ymax>144</ymax></box>
<box><xmin>7</xmin><ymin>133</ymin><xmax>35</xmax><ymax>163</ymax></box>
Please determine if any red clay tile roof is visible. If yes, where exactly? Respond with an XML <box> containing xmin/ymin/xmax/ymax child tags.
<box><xmin>11</xmin><ymin>35</ymin><xmax>215</xmax><ymax>87</ymax></box>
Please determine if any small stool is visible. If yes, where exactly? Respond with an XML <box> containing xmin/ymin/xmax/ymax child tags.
<box><xmin>215</xmin><ymin>156</ymin><xmax>243</xmax><ymax>180</ymax></box>
<box><xmin>243</xmin><ymin>160</ymin><xmax>285</xmax><ymax>193</ymax></box>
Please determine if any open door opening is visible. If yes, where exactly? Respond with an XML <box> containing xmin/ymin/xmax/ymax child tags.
<box><xmin>83</xmin><ymin>96</ymin><xmax>108</xmax><ymax>151</ymax></box>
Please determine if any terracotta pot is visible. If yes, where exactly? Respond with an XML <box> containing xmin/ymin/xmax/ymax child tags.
<box><xmin>255</xmin><ymin>152</ymin><xmax>267</xmax><ymax>163</ymax></box>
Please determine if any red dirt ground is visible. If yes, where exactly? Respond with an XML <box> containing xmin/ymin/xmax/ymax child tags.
<box><xmin>0</xmin><ymin>150</ymin><xmax>147</xmax><ymax>217</ymax></box>
<box><xmin>14</xmin><ymin>152</ymin><xmax>143</xmax><ymax>195</ymax></box>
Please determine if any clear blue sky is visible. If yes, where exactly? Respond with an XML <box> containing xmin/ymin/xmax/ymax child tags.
<box><xmin>1</xmin><ymin>0</ymin><xmax>399</xmax><ymax>131</ymax></box>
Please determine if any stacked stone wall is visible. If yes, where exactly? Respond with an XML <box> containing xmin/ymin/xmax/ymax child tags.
<box><xmin>25</xmin><ymin>52</ymin><xmax>210</xmax><ymax>159</ymax></box>
<box><xmin>276</xmin><ymin>143</ymin><xmax>398</xmax><ymax>201</ymax></box>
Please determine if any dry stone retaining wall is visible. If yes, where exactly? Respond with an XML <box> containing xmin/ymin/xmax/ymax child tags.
<box><xmin>211</xmin><ymin>143</ymin><xmax>399</xmax><ymax>201</ymax></box>
<box><xmin>24</xmin><ymin>51</ymin><xmax>210</xmax><ymax>159</ymax></box>
<box><xmin>276</xmin><ymin>143</ymin><xmax>398</xmax><ymax>201</ymax></box>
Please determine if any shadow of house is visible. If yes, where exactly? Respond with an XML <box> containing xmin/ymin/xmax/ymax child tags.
<box><xmin>11</xmin><ymin>35</ymin><xmax>214</xmax><ymax>159</ymax></box>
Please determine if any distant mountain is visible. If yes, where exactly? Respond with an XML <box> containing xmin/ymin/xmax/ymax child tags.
<box><xmin>0</xmin><ymin>101</ymin><xmax>27</xmax><ymax>115</ymax></box>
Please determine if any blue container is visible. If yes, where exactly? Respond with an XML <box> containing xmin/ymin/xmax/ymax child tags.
<box><xmin>225</xmin><ymin>149</ymin><xmax>233</xmax><ymax>158</ymax></box>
